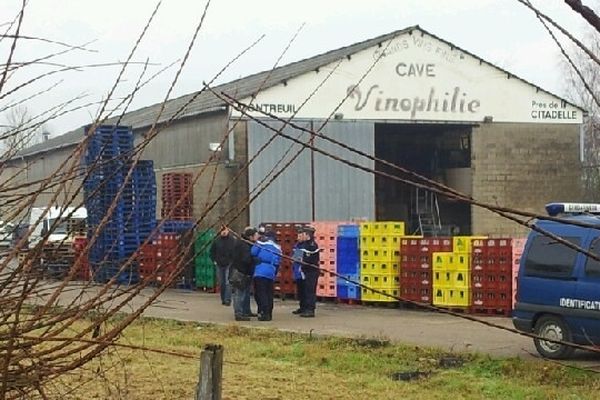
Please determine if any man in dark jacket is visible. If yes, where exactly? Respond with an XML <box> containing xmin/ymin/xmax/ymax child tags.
<box><xmin>210</xmin><ymin>225</ymin><xmax>236</xmax><ymax>306</ymax></box>
<box><xmin>229</xmin><ymin>227</ymin><xmax>259</xmax><ymax>321</ymax></box>
<box><xmin>296</xmin><ymin>226</ymin><xmax>320</xmax><ymax>318</ymax></box>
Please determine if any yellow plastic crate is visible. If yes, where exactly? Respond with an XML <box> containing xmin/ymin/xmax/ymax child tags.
<box><xmin>433</xmin><ymin>271</ymin><xmax>452</xmax><ymax>288</ymax></box>
<box><xmin>361</xmin><ymin>261</ymin><xmax>400</xmax><ymax>275</ymax></box>
<box><xmin>453</xmin><ymin>252</ymin><xmax>470</xmax><ymax>271</ymax></box>
<box><xmin>362</xmin><ymin>273</ymin><xmax>400</xmax><ymax>288</ymax></box>
<box><xmin>450</xmin><ymin>270</ymin><xmax>470</xmax><ymax>288</ymax></box>
<box><xmin>453</xmin><ymin>236</ymin><xmax>487</xmax><ymax>253</ymax></box>
<box><xmin>361</xmin><ymin>286</ymin><xmax>400</xmax><ymax>302</ymax></box>
<box><xmin>433</xmin><ymin>288</ymin><xmax>446</xmax><ymax>306</ymax></box>
<box><xmin>361</xmin><ymin>248</ymin><xmax>399</xmax><ymax>261</ymax></box>
<box><xmin>446</xmin><ymin>289</ymin><xmax>471</xmax><ymax>307</ymax></box>
<box><xmin>360</xmin><ymin>235</ymin><xmax>378</xmax><ymax>248</ymax></box>
<box><xmin>433</xmin><ymin>288</ymin><xmax>471</xmax><ymax>307</ymax></box>
<box><xmin>432</xmin><ymin>252</ymin><xmax>454</xmax><ymax>271</ymax></box>
<box><xmin>360</xmin><ymin>222</ymin><xmax>374</xmax><ymax>235</ymax></box>
<box><xmin>360</xmin><ymin>248</ymin><xmax>377</xmax><ymax>261</ymax></box>
<box><xmin>375</xmin><ymin>221</ymin><xmax>405</xmax><ymax>236</ymax></box>
<box><xmin>376</xmin><ymin>247</ymin><xmax>400</xmax><ymax>261</ymax></box>
<box><xmin>379</xmin><ymin>235</ymin><xmax>401</xmax><ymax>248</ymax></box>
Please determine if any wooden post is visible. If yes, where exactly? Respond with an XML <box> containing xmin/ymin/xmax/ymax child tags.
<box><xmin>196</xmin><ymin>344</ymin><xmax>223</xmax><ymax>400</ymax></box>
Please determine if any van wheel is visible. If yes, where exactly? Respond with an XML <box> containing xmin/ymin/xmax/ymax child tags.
<box><xmin>533</xmin><ymin>315</ymin><xmax>575</xmax><ymax>359</ymax></box>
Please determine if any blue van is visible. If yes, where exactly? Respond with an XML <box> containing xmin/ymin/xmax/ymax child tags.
<box><xmin>513</xmin><ymin>203</ymin><xmax>600</xmax><ymax>359</ymax></box>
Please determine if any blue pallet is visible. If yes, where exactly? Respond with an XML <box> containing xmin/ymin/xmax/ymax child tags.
<box><xmin>337</xmin><ymin>224</ymin><xmax>359</xmax><ymax>238</ymax></box>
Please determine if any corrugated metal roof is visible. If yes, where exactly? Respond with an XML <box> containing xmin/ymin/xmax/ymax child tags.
<box><xmin>17</xmin><ymin>25</ymin><xmax>583</xmax><ymax>158</ymax></box>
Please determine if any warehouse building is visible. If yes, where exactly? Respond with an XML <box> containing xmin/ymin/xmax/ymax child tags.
<box><xmin>8</xmin><ymin>25</ymin><xmax>584</xmax><ymax>236</ymax></box>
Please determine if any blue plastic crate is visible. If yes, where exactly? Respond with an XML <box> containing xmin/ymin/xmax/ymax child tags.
<box><xmin>337</xmin><ymin>224</ymin><xmax>360</xmax><ymax>238</ymax></box>
<box><xmin>336</xmin><ymin>284</ymin><xmax>361</xmax><ymax>300</ymax></box>
<box><xmin>337</xmin><ymin>262</ymin><xmax>359</xmax><ymax>276</ymax></box>
<box><xmin>337</xmin><ymin>273</ymin><xmax>360</xmax><ymax>286</ymax></box>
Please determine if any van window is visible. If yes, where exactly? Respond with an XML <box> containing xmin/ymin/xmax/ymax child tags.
<box><xmin>585</xmin><ymin>238</ymin><xmax>600</xmax><ymax>278</ymax></box>
<box><xmin>524</xmin><ymin>235</ymin><xmax>580</xmax><ymax>279</ymax></box>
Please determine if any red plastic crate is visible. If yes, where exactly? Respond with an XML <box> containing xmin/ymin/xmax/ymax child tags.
<box><xmin>471</xmin><ymin>271</ymin><xmax>512</xmax><ymax>291</ymax></box>
<box><xmin>471</xmin><ymin>253</ymin><xmax>513</xmax><ymax>272</ymax></box>
<box><xmin>401</xmin><ymin>286</ymin><xmax>433</xmax><ymax>303</ymax></box>
<box><xmin>471</xmin><ymin>289</ymin><xmax>512</xmax><ymax>308</ymax></box>
<box><xmin>72</xmin><ymin>237</ymin><xmax>91</xmax><ymax>281</ymax></box>
<box><xmin>401</xmin><ymin>269</ymin><xmax>432</xmax><ymax>286</ymax></box>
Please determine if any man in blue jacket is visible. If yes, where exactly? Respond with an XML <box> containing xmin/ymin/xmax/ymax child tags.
<box><xmin>251</xmin><ymin>230</ymin><xmax>282</xmax><ymax>321</ymax></box>
<box><xmin>294</xmin><ymin>226</ymin><xmax>320</xmax><ymax>318</ymax></box>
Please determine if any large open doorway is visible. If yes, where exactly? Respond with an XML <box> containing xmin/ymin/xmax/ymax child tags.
<box><xmin>375</xmin><ymin>123</ymin><xmax>473</xmax><ymax>235</ymax></box>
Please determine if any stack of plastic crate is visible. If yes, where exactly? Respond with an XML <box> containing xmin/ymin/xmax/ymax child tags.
<box><xmin>400</xmin><ymin>237</ymin><xmax>447</xmax><ymax>304</ymax></box>
<box><xmin>138</xmin><ymin>242</ymin><xmax>158</xmax><ymax>282</ymax></box>
<box><xmin>262</xmin><ymin>222</ymin><xmax>307</xmax><ymax>296</ymax></box>
<box><xmin>432</xmin><ymin>248</ymin><xmax>471</xmax><ymax>309</ymax></box>
<box><xmin>161</xmin><ymin>173</ymin><xmax>193</xmax><ymax>220</ymax></box>
<box><xmin>83</xmin><ymin>125</ymin><xmax>157</xmax><ymax>284</ymax></box>
<box><xmin>313</xmin><ymin>221</ymin><xmax>340</xmax><ymax>298</ymax></box>
<box><xmin>336</xmin><ymin>224</ymin><xmax>360</xmax><ymax>301</ymax></box>
<box><xmin>471</xmin><ymin>238</ymin><xmax>514</xmax><ymax>315</ymax></box>
<box><xmin>511</xmin><ymin>238</ymin><xmax>526</xmax><ymax>308</ymax></box>
<box><xmin>359</xmin><ymin>221</ymin><xmax>404</xmax><ymax>303</ymax></box>
<box><xmin>194</xmin><ymin>229</ymin><xmax>216</xmax><ymax>290</ymax></box>
<box><xmin>72</xmin><ymin>236</ymin><xmax>90</xmax><ymax>281</ymax></box>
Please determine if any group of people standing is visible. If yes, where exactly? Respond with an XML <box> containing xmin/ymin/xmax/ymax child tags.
<box><xmin>210</xmin><ymin>225</ymin><xmax>321</xmax><ymax>322</ymax></box>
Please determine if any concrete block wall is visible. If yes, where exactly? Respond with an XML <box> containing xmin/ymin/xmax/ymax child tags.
<box><xmin>471</xmin><ymin>122</ymin><xmax>583</xmax><ymax>236</ymax></box>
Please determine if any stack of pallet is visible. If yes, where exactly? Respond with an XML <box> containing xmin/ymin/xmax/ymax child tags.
<box><xmin>161</xmin><ymin>173</ymin><xmax>193</xmax><ymax>220</ymax></box>
<box><xmin>83</xmin><ymin>125</ymin><xmax>157</xmax><ymax>284</ymax></box>
<box><xmin>359</xmin><ymin>221</ymin><xmax>404</xmax><ymax>302</ymax></box>
<box><xmin>336</xmin><ymin>224</ymin><xmax>360</xmax><ymax>301</ymax></box>
<box><xmin>471</xmin><ymin>238</ymin><xmax>513</xmax><ymax>315</ymax></box>
<box><xmin>41</xmin><ymin>242</ymin><xmax>74</xmax><ymax>280</ymax></box>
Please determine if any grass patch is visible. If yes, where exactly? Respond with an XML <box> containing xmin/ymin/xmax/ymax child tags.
<box><xmin>46</xmin><ymin>316</ymin><xmax>600</xmax><ymax>399</ymax></box>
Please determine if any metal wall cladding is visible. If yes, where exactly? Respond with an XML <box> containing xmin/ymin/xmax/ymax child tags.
<box><xmin>313</xmin><ymin>120</ymin><xmax>375</xmax><ymax>220</ymax></box>
<box><xmin>247</xmin><ymin>119</ymin><xmax>375</xmax><ymax>225</ymax></box>
<box><xmin>135</xmin><ymin>112</ymin><xmax>229</xmax><ymax>169</ymax></box>
<box><xmin>247</xmin><ymin>120</ymin><xmax>313</xmax><ymax>226</ymax></box>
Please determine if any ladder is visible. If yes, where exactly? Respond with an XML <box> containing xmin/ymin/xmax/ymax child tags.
<box><xmin>413</xmin><ymin>187</ymin><xmax>442</xmax><ymax>236</ymax></box>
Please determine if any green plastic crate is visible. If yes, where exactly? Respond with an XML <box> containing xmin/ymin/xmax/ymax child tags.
<box><xmin>195</xmin><ymin>264</ymin><xmax>216</xmax><ymax>288</ymax></box>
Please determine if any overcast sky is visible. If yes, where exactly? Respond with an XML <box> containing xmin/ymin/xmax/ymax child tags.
<box><xmin>0</xmin><ymin>0</ymin><xmax>593</xmax><ymax>136</ymax></box>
